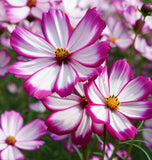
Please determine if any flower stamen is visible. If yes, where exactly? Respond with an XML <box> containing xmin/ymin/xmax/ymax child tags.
<box><xmin>55</xmin><ymin>48</ymin><xmax>70</xmax><ymax>62</ymax></box>
<box><xmin>6</xmin><ymin>136</ymin><xmax>16</xmax><ymax>145</ymax></box>
<box><xmin>105</xmin><ymin>95</ymin><xmax>120</xmax><ymax>110</ymax></box>
<box><xmin>109</xmin><ymin>37</ymin><xmax>116</xmax><ymax>43</ymax></box>
<box><xmin>81</xmin><ymin>96</ymin><xmax>88</xmax><ymax>108</ymax></box>
<box><xmin>27</xmin><ymin>0</ymin><xmax>36</xmax><ymax>7</ymax></box>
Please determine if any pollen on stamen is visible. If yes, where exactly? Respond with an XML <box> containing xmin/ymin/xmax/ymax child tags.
<box><xmin>55</xmin><ymin>47</ymin><xmax>70</xmax><ymax>62</ymax></box>
<box><xmin>109</xmin><ymin>37</ymin><xmax>116</xmax><ymax>43</ymax></box>
<box><xmin>105</xmin><ymin>95</ymin><xmax>120</xmax><ymax>110</ymax></box>
<box><xmin>6</xmin><ymin>136</ymin><xmax>16</xmax><ymax>145</ymax></box>
<box><xmin>27</xmin><ymin>0</ymin><xmax>36</xmax><ymax>7</ymax></box>
<box><xmin>80</xmin><ymin>96</ymin><xmax>88</xmax><ymax>108</ymax></box>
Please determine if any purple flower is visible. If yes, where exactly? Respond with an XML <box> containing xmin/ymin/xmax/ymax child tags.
<box><xmin>9</xmin><ymin>8</ymin><xmax>109</xmax><ymax>98</ymax></box>
<box><xmin>0</xmin><ymin>110</ymin><xmax>47</xmax><ymax>160</ymax></box>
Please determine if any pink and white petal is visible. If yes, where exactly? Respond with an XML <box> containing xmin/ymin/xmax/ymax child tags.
<box><xmin>72</xmin><ymin>109</ymin><xmax>92</xmax><ymax>146</ymax></box>
<box><xmin>42</xmin><ymin>9</ymin><xmax>71</xmax><ymax>48</ymax></box>
<box><xmin>107</xmin><ymin>16</ymin><xmax>117</xmax><ymax>31</ymax></box>
<box><xmin>92</xmin><ymin>122</ymin><xmax>104</xmax><ymax>136</ymax></box>
<box><xmin>74</xmin><ymin>81</ymin><xmax>86</xmax><ymax>96</ymax></box>
<box><xmin>71</xmin><ymin>41</ymin><xmax>109</xmax><ymax>67</ymax></box>
<box><xmin>142</xmin><ymin>127</ymin><xmax>152</xmax><ymax>148</ymax></box>
<box><xmin>23</xmin><ymin>63</ymin><xmax>60</xmax><ymax>99</ymax></box>
<box><xmin>15</xmin><ymin>140</ymin><xmax>44</xmax><ymax>151</ymax></box>
<box><xmin>0</xmin><ymin>146</ymin><xmax>24</xmax><ymax>160</ymax></box>
<box><xmin>85</xmin><ymin>81</ymin><xmax>105</xmax><ymax>104</ymax></box>
<box><xmin>94</xmin><ymin>65</ymin><xmax>110</xmax><ymax>98</ymax></box>
<box><xmin>107</xmin><ymin>110</ymin><xmax>137</xmax><ymax>140</ymax></box>
<box><xmin>49</xmin><ymin>132</ymin><xmax>69</xmax><ymax>141</ymax></box>
<box><xmin>0</xmin><ymin>142</ymin><xmax>7</xmax><ymax>151</ymax></box>
<box><xmin>0</xmin><ymin>49</ymin><xmax>12</xmax><ymax>67</ymax></box>
<box><xmin>144</xmin><ymin>119</ymin><xmax>152</xmax><ymax>128</ymax></box>
<box><xmin>45</xmin><ymin>105</ymin><xmax>83</xmax><ymax>135</ymax></box>
<box><xmin>118</xmin><ymin>76</ymin><xmax>152</xmax><ymax>102</ymax></box>
<box><xmin>0</xmin><ymin>66</ymin><xmax>9</xmax><ymax>77</ymax></box>
<box><xmin>119</xmin><ymin>101</ymin><xmax>152</xmax><ymax>120</ymax></box>
<box><xmin>11</xmin><ymin>26</ymin><xmax>55</xmax><ymax>58</ymax></box>
<box><xmin>6</xmin><ymin>7</ymin><xmax>30</xmax><ymax>23</ymax></box>
<box><xmin>29</xmin><ymin>101</ymin><xmax>46</xmax><ymax>113</ymax></box>
<box><xmin>16</xmin><ymin>119</ymin><xmax>47</xmax><ymax>141</ymax></box>
<box><xmin>30</xmin><ymin>7</ymin><xmax>43</xmax><ymax>19</ymax></box>
<box><xmin>5</xmin><ymin>0</ymin><xmax>27</xmax><ymax>7</ymax></box>
<box><xmin>0</xmin><ymin>111</ymin><xmax>23</xmax><ymax>137</ymax></box>
<box><xmin>112</xmin><ymin>21</ymin><xmax>125</xmax><ymax>38</ymax></box>
<box><xmin>0</xmin><ymin>129</ymin><xmax>6</xmax><ymax>141</ymax></box>
<box><xmin>42</xmin><ymin>93</ymin><xmax>80</xmax><ymax>111</ymax></box>
<box><xmin>87</xmin><ymin>104</ymin><xmax>109</xmax><ymax>123</ymax></box>
<box><xmin>8</xmin><ymin>58</ymin><xmax>56</xmax><ymax>78</ymax></box>
<box><xmin>54</xmin><ymin>62</ymin><xmax>78</xmax><ymax>97</ymax></box>
<box><xmin>109</xmin><ymin>60</ymin><xmax>131</xmax><ymax>96</ymax></box>
<box><xmin>70</xmin><ymin>60</ymin><xmax>97</xmax><ymax>81</ymax></box>
<box><xmin>67</xmin><ymin>8</ymin><xmax>106</xmax><ymax>52</ymax></box>
<box><xmin>115</xmin><ymin>38</ymin><xmax>132</xmax><ymax>49</ymax></box>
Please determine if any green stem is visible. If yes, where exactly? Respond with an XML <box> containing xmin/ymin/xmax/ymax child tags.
<box><xmin>126</xmin><ymin>138</ymin><xmax>135</xmax><ymax>159</ymax></box>
<box><xmin>109</xmin><ymin>140</ymin><xmax>120</xmax><ymax>160</ymax></box>
<box><xmin>101</xmin><ymin>125</ymin><xmax>107</xmax><ymax>160</ymax></box>
<box><xmin>68</xmin><ymin>139</ymin><xmax>72</xmax><ymax>160</ymax></box>
<box><xmin>82</xmin><ymin>144</ymin><xmax>89</xmax><ymax>160</ymax></box>
<box><xmin>127</xmin><ymin>16</ymin><xmax>145</xmax><ymax>64</ymax></box>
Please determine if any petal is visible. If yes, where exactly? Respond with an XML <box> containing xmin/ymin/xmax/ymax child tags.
<box><xmin>0</xmin><ymin>129</ymin><xmax>7</xmax><ymax>141</ymax></box>
<box><xmin>109</xmin><ymin>59</ymin><xmax>131</xmax><ymax>96</ymax></box>
<box><xmin>70</xmin><ymin>60</ymin><xmax>97</xmax><ymax>81</ymax></box>
<box><xmin>107</xmin><ymin>111</ymin><xmax>137</xmax><ymax>140</ymax></box>
<box><xmin>45</xmin><ymin>105</ymin><xmax>83</xmax><ymax>135</ymax></box>
<box><xmin>144</xmin><ymin>118</ymin><xmax>152</xmax><ymax>128</ymax></box>
<box><xmin>142</xmin><ymin>127</ymin><xmax>152</xmax><ymax>148</ymax></box>
<box><xmin>16</xmin><ymin>119</ymin><xmax>47</xmax><ymax>141</ymax></box>
<box><xmin>29</xmin><ymin>101</ymin><xmax>46</xmax><ymax>113</ymax></box>
<box><xmin>115</xmin><ymin>38</ymin><xmax>132</xmax><ymax>49</ymax></box>
<box><xmin>107</xmin><ymin>16</ymin><xmax>117</xmax><ymax>31</ymax></box>
<box><xmin>6</xmin><ymin>7</ymin><xmax>30</xmax><ymax>23</ymax></box>
<box><xmin>0</xmin><ymin>111</ymin><xmax>23</xmax><ymax>137</ymax></box>
<box><xmin>5</xmin><ymin>0</ymin><xmax>27</xmax><ymax>7</ymax></box>
<box><xmin>67</xmin><ymin>8</ymin><xmax>106</xmax><ymax>52</ymax></box>
<box><xmin>23</xmin><ymin>63</ymin><xmax>60</xmax><ymax>99</ymax></box>
<box><xmin>49</xmin><ymin>132</ymin><xmax>69</xmax><ymax>141</ymax></box>
<box><xmin>112</xmin><ymin>21</ymin><xmax>125</xmax><ymax>38</ymax></box>
<box><xmin>92</xmin><ymin>122</ymin><xmax>104</xmax><ymax>136</ymax></box>
<box><xmin>0</xmin><ymin>146</ymin><xmax>24</xmax><ymax>160</ymax></box>
<box><xmin>119</xmin><ymin>101</ymin><xmax>152</xmax><ymax>120</ymax></box>
<box><xmin>11</xmin><ymin>26</ymin><xmax>55</xmax><ymax>58</ymax></box>
<box><xmin>42</xmin><ymin>8</ymin><xmax>71</xmax><ymax>48</ymax></box>
<box><xmin>42</xmin><ymin>93</ymin><xmax>80</xmax><ymax>111</ymax></box>
<box><xmin>118</xmin><ymin>76</ymin><xmax>152</xmax><ymax>102</ymax></box>
<box><xmin>0</xmin><ymin>142</ymin><xmax>7</xmax><ymax>151</ymax></box>
<box><xmin>74</xmin><ymin>81</ymin><xmax>85</xmax><ymax>96</ymax></box>
<box><xmin>8</xmin><ymin>58</ymin><xmax>56</xmax><ymax>78</ymax></box>
<box><xmin>71</xmin><ymin>41</ymin><xmax>109</xmax><ymax>67</ymax></box>
<box><xmin>87</xmin><ymin>104</ymin><xmax>109</xmax><ymax>123</ymax></box>
<box><xmin>54</xmin><ymin>62</ymin><xmax>78</xmax><ymax>97</ymax></box>
<box><xmin>15</xmin><ymin>140</ymin><xmax>44</xmax><ymax>151</ymax></box>
<box><xmin>72</xmin><ymin>109</ymin><xmax>92</xmax><ymax>146</ymax></box>
<box><xmin>0</xmin><ymin>49</ymin><xmax>12</xmax><ymax>67</ymax></box>
<box><xmin>0</xmin><ymin>66</ymin><xmax>9</xmax><ymax>77</ymax></box>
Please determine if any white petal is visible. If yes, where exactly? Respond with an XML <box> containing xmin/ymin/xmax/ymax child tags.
<box><xmin>5</xmin><ymin>0</ymin><xmax>27</xmax><ymax>7</ymax></box>
<box><xmin>29</xmin><ymin>101</ymin><xmax>46</xmax><ymax>113</ymax></box>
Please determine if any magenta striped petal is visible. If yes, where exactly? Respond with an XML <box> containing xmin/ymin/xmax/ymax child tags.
<box><xmin>71</xmin><ymin>41</ymin><xmax>109</xmax><ymax>67</ymax></box>
<box><xmin>23</xmin><ymin>63</ymin><xmax>60</xmax><ymax>99</ymax></box>
<box><xmin>42</xmin><ymin>93</ymin><xmax>80</xmax><ymax>111</ymax></box>
<box><xmin>67</xmin><ymin>8</ymin><xmax>106</xmax><ymax>52</ymax></box>
<box><xmin>11</xmin><ymin>26</ymin><xmax>55</xmax><ymax>58</ymax></box>
<box><xmin>49</xmin><ymin>132</ymin><xmax>69</xmax><ymax>141</ymax></box>
<box><xmin>72</xmin><ymin>109</ymin><xmax>92</xmax><ymax>146</ymax></box>
<box><xmin>92</xmin><ymin>122</ymin><xmax>104</xmax><ymax>136</ymax></box>
<box><xmin>42</xmin><ymin>9</ymin><xmax>71</xmax><ymax>48</ymax></box>
<box><xmin>119</xmin><ymin>101</ymin><xmax>152</xmax><ymax>120</ymax></box>
<box><xmin>109</xmin><ymin>59</ymin><xmax>131</xmax><ymax>96</ymax></box>
<box><xmin>107</xmin><ymin>110</ymin><xmax>137</xmax><ymax>140</ymax></box>
<box><xmin>45</xmin><ymin>105</ymin><xmax>83</xmax><ymax>135</ymax></box>
<box><xmin>118</xmin><ymin>76</ymin><xmax>152</xmax><ymax>102</ymax></box>
<box><xmin>5</xmin><ymin>0</ymin><xmax>27</xmax><ymax>7</ymax></box>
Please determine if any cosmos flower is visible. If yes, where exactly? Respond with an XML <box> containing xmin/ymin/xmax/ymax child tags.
<box><xmin>0</xmin><ymin>110</ymin><xmax>47</xmax><ymax>160</ymax></box>
<box><xmin>86</xmin><ymin>59</ymin><xmax>152</xmax><ymax>140</ymax></box>
<box><xmin>42</xmin><ymin>81</ymin><xmax>104</xmax><ymax>146</ymax></box>
<box><xmin>9</xmin><ymin>8</ymin><xmax>109</xmax><ymax>98</ymax></box>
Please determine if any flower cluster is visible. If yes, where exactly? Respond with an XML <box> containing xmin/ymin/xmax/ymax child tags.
<box><xmin>0</xmin><ymin>0</ymin><xmax>152</xmax><ymax>159</ymax></box>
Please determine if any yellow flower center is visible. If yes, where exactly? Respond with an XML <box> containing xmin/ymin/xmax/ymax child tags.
<box><xmin>6</xmin><ymin>136</ymin><xmax>16</xmax><ymax>145</ymax></box>
<box><xmin>55</xmin><ymin>48</ymin><xmax>70</xmax><ymax>62</ymax></box>
<box><xmin>81</xmin><ymin>96</ymin><xmax>88</xmax><ymax>107</ymax></box>
<box><xmin>109</xmin><ymin>37</ymin><xmax>116</xmax><ymax>43</ymax></box>
<box><xmin>27</xmin><ymin>0</ymin><xmax>36</xmax><ymax>7</ymax></box>
<box><xmin>105</xmin><ymin>95</ymin><xmax>120</xmax><ymax>110</ymax></box>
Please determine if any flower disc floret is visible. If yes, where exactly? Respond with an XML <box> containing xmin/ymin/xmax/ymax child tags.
<box><xmin>6</xmin><ymin>136</ymin><xmax>16</xmax><ymax>145</ymax></box>
<box><xmin>105</xmin><ymin>95</ymin><xmax>120</xmax><ymax>110</ymax></box>
<box><xmin>109</xmin><ymin>37</ymin><xmax>116</xmax><ymax>43</ymax></box>
<box><xmin>27</xmin><ymin>0</ymin><xmax>36</xmax><ymax>7</ymax></box>
<box><xmin>55</xmin><ymin>48</ymin><xmax>70</xmax><ymax>62</ymax></box>
<box><xmin>81</xmin><ymin>96</ymin><xmax>88</xmax><ymax>107</ymax></box>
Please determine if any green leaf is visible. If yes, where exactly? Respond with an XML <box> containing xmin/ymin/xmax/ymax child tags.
<box><xmin>73</xmin><ymin>145</ymin><xmax>83</xmax><ymax>160</ymax></box>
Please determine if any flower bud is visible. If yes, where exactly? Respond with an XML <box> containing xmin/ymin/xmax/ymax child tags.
<box><xmin>141</xmin><ymin>3</ymin><xmax>152</xmax><ymax>17</ymax></box>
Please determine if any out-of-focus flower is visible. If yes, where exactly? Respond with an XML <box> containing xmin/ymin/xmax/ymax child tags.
<box><xmin>29</xmin><ymin>100</ymin><xmax>46</xmax><ymax>113</ymax></box>
<box><xmin>0</xmin><ymin>49</ymin><xmax>12</xmax><ymax>77</ymax></box>
<box><xmin>7</xmin><ymin>83</ymin><xmax>20</xmax><ymax>94</ymax></box>
<box><xmin>86</xmin><ymin>60</ymin><xmax>152</xmax><ymax>140</ymax></box>
<box><xmin>5</xmin><ymin>0</ymin><xmax>51</xmax><ymax>23</ymax></box>
<box><xmin>42</xmin><ymin>81</ymin><xmax>104</xmax><ymax>146</ymax></box>
<box><xmin>142</xmin><ymin>118</ymin><xmax>152</xmax><ymax>148</ymax></box>
<box><xmin>9</xmin><ymin>8</ymin><xmax>109</xmax><ymax>98</ymax></box>
<box><xmin>0</xmin><ymin>110</ymin><xmax>47</xmax><ymax>160</ymax></box>
<box><xmin>101</xmin><ymin>16</ymin><xmax>132</xmax><ymax>49</ymax></box>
